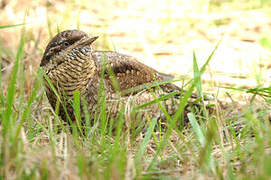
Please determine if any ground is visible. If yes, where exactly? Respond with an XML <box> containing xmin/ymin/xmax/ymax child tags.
<box><xmin>0</xmin><ymin>0</ymin><xmax>271</xmax><ymax>179</ymax></box>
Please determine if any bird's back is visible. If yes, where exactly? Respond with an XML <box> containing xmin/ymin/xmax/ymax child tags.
<box><xmin>84</xmin><ymin>50</ymin><xmax>186</xmax><ymax>121</ymax></box>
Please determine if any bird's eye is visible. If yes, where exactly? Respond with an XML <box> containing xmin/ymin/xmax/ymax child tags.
<box><xmin>63</xmin><ymin>41</ymin><xmax>70</xmax><ymax>47</ymax></box>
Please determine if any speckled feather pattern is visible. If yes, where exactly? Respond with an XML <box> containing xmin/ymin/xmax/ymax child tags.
<box><xmin>40</xmin><ymin>30</ymin><xmax>194</xmax><ymax>123</ymax></box>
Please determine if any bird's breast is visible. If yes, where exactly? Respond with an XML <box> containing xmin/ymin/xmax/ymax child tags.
<box><xmin>45</xmin><ymin>54</ymin><xmax>96</xmax><ymax>99</ymax></box>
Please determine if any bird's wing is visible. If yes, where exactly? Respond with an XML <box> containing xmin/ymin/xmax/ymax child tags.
<box><xmin>91</xmin><ymin>51</ymin><xmax>178</xmax><ymax>92</ymax></box>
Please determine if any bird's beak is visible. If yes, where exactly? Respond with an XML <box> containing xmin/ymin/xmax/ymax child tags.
<box><xmin>81</xmin><ymin>36</ymin><xmax>99</xmax><ymax>46</ymax></box>
<box><xmin>66</xmin><ymin>36</ymin><xmax>99</xmax><ymax>53</ymax></box>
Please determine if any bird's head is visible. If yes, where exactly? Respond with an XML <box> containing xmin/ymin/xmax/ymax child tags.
<box><xmin>40</xmin><ymin>30</ymin><xmax>98</xmax><ymax>72</ymax></box>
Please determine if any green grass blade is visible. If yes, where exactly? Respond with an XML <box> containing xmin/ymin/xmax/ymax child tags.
<box><xmin>0</xmin><ymin>24</ymin><xmax>24</xmax><ymax>29</ymax></box>
<box><xmin>73</xmin><ymin>90</ymin><xmax>81</xmax><ymax>122</ymax></box>
<box><xmin>172</xmin><ymin>41</ymin><xmax>220</xmax><ymax>123</ymax></box>
<box><xmin>2</xmin><ymin>31</ymin><xmax>25</xmax><ymax>137</ymax></box>
<box><xmin>147</xmin><ymin>42</ymin><xmax>219</xmax><ymax>171</ymax></box>
<box><xmin>135</xmin><ymin>118</ymin><xmax>157</xmax><ymax>166</ymax></box>
<box><xmin>221</xmin><ymin>85</ymin><xmax>271</xmax><ymax>102</ymax></box>
<box><xmin>40</xmin><ymin>68</ymin><xmax>74</xmax><ymax>126</ymax></box>
<box><xmin>172</xmin><ymin>83</ymin><xmax>195</xmax><ymax>124</ymax></box>
<box><xmin>146</xmin><ymin>84</ymin><xmax>195</xmax><ymax>171</ymax></box>
<box><xmin>193</xmin><ymin>51</ymin><xmax>202</xmax><ymax>97</ymax></box>
<box><xmin>40</xmin><ymin>69</ymin><xmax>62</xmax><ymax>103</ymax></box>
<box><xmin>14</xmin><ymin>73</ymin><xmax>41</xmax><ymax>141</ymax></box>
<box><xmin>0</xmin><ymin>52</ymin><xmax>4</xmax><ymax>106</ymax></box>
<box><xmin>99</xmin><ymin>53</ymin><xmax>108</xmax><ymax>144</ymax></box>
<box><xmin>200</xmin><ymin>40</ymin><xmax>220</xmax><ymax>74</ymax></box>
<box><xmin>121</xmin><ymin>79</ymin><xmax>179</xmax><ymax>96</ymax></box>
<box><xmin>188</xmin><ymin>113</ymin><xmax>216</xmax><ymax>172</ymax></box>
<box><xmin>188</xmin><ymin>112</ymin><xmax>205</xmax><ymax>145</ymax></box>
<box><xmin>73</xmin><ymin>90</ymin><xmax>84</xmax><ymax>136</ymax></box>
<box><xmin>81</xmin><ymin>97</ymin><xmax>91</xmax><ymax>136</ymax></box>
<box><xmin>135</xmin><ymin>91</ymin><xmax>178</xmax><ymax>109</ymax></box>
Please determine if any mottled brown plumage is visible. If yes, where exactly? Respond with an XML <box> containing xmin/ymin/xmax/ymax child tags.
<box><xmin>40</xmin><ymin>30</ymin><xmax>200</xmax><ymax>125</ymax></box>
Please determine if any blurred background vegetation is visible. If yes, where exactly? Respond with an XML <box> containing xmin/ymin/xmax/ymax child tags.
<box><xmin>1</xmin><ymin>0</ymin><xmax>271</xmax><ymax>94</ymax></box>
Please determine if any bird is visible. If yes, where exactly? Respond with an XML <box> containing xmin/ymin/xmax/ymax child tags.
<box><xmin>40</xmin><ymin>29</ymin><xmax>203</xmax><ymax>129</ymax></box>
